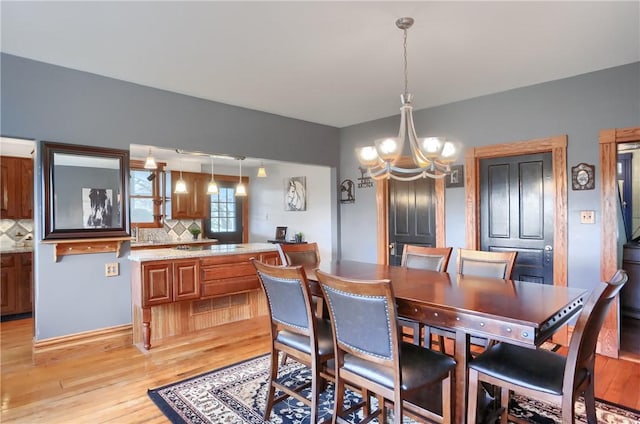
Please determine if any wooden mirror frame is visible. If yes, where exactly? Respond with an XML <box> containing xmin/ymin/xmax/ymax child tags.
<box><xmin>599</xmin><ymin>126</ymin><xmax>640</xmax><ymax>357</ymax></box>
<box><xmin>42</xmin><ymin>142</ymin><xmax>130</xmax><ymax>240</ymax></box>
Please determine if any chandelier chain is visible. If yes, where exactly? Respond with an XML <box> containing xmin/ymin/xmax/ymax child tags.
<box><xmin>403</xmin><ymin>28</ymin><xmax>409</xmax><ymax>99</ymax></box>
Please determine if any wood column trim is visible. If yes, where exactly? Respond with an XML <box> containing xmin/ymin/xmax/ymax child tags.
<box><xmin>599</xmin><ymin>126</ymin><xmax>640</xmax><ymax>358</ymax></box>
<box><xmin>465</xmin><ymin>135</ymin><xmax>569</xmax><ymax>344</ymax></box>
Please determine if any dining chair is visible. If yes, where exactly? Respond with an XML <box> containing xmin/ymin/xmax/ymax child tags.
<box><xmin>456</xmin><ymin>248</ymin><xmax>517</xmax><ymax>279</ymax></box>
<box><xmin>397</xmin><ymin>245</ymin><xmax>453</xmax><ymax>350</ymax></box>
<box><xmin>251</xmin><ymin>258</ymin><xmax>334</xmax><ymax>424</ymax></box>
<box><xmin>277</xmin><ymin>242</ymin><xmax>321</xmax><ymax>267</ymax></box>
<box><xmin>316</xmin><ymin>269</ymin><xmax>457</xmax><ymax>424</ymax></box>
<box><xmin>466</xmin><ymin>269</ymin><xmax>628</xmax><ymax>424</ymax></box>
<box><xmin>278</xmin><ymin>242</ymin><xmax>326</xmax><ymax>318</ymax></box>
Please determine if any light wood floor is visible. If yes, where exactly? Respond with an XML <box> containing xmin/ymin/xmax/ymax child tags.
<box><xmin>1</xmin><ymin>317</ymin><xmax>639</xmax><ymax>423</ymax></box>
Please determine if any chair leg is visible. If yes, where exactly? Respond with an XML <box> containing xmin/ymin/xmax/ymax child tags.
<box><xmin>584</xmin><ymin>383</ymin><xmax>597</xmax><ymax>424</ymax></box>
<box><xmin>441</xmin><ymin>373</ymin><xmax>452</xmax><ymax>424</ymax></box>
<box><xmin>332</xmin><ymin>376</ymin><xmax>345</xmax><ymax>424</ymax></box>
<box><xmin>499</xmin><ymin>387</ymin><xmax>509</xmax><ymax>424</ymax></box>
<box><xmin>393</xmin><ymin>392</ymin><xmax>402</xmax><ymax>424</ymax></box>
<box><xmin>264</xmin><ymin>351</ymin><xmax>279</xmax><ymax>420</ymax></box>
<box><xmin>561</xmin><ymin>393</ymin><xmax>577</xmax><ymax>424</ymax></box>
<box><xmin>310</xmin><ymin>366</ymin><xmax>320</xmax><ymax>424</ymax></box>
<box><xmin>437</xmin><ymin>335</ymin><xmax>446</xmax><ymax>353</ymax></box>
<box><xmin>467</xmin><ymin>368</ymin><xmax>479</xmax><ymax>424</ymax></box>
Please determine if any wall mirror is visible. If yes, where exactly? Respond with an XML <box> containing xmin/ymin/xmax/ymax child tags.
<box><xmin>43</xmin><ymin>142</ymin><xmax>130</xmax><ymax>240</ymax></box>
<box><xmin>618</xmin><ymin>142</ymin><xmax>640</xmax><ymax>244</ymax></box>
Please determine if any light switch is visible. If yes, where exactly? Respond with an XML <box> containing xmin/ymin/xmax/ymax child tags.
<box><xmin>580</xmin><ymin>210</ymin><xmax>595</xmax><ymax>224</ymax></box>
<box><xmin>105</xmin><ymin>262</ymin><xmax>119</xmax><ymax>277</ymax></box>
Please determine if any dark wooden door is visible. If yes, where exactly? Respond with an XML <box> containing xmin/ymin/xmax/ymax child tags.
<box><xmin>480</xmin><ymin>153</ymin><xmax>554</xmax><ymax>284</ymax></box>
<box><xmin>617</xmin><ymin>152</ymin><xmax>633</xmax><ymax>241</ymax></box>
<box><xmin>388</xmin><ymin>178</ymin><xmax>436</xmax><ymax>266</ymax></box>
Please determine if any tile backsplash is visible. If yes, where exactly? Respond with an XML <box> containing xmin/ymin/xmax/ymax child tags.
<box><xmin>136</xmin><ymin>220</ymin><xmax>203</xmax><ymax>242</ymax></box>
<box><xmin>0</xmin><ymin>219</ymin><xmax>34</xmax><ymax>246</ymax></box>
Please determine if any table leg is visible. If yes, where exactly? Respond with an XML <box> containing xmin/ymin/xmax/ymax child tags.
<box><xmin>454</xmin><ymin>330</ymin><xmax>471</xmax><ymax>423</ymax></box>
<box><xmin>142</xmin><ymin>307</ymin><xmax>152</xmax><ymax>350</ymax></box>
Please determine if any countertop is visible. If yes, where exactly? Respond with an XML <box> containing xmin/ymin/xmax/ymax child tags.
<box><xmin>128</xmin><ymin>242</ymin><xmax>278</xmax><ymax>262</ymax></box>
<box><xmin>130</xmin><ymin>238</ymin><xmax>218</xmax><ymax>249</ymax></box>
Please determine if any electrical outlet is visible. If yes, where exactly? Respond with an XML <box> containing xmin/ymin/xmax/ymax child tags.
<box><xmin>105</xmin><ymin>262</ymin><xmax>119</xmax><ymax>277</ymax></box>
<box><xmin>580</xmin><ymin>210</ymin><xmax>595</xmax><ymax>224</ymax></box>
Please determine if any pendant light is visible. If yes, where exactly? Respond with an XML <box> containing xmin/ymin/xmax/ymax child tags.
<box><xmin>257</xmin><ymin>162</ymin><xmax>267</xmax><ymax>178</ymax></box>
<box><xmin>144</xmin><ymin>148</ymin><xmax>157</xmax><ymax>170</ymax></box>
<box><xmin>355</xmin><ymin>17</ymin><xmax>462</xmax><ymax>181</ymax></box>
<box><xmin>206</xmin><ymin>156</ymin><xmax>218</xmax><ymax>195</ymax></box>
<box><xmin>174</xmin><ymin>164</ymin><xmax>188</xmax><ymax>194</ymax></box>
<box><xmin>236</xmin><ymin>158</ymin><xmax>247</xmax><ymax>197</ymax></box>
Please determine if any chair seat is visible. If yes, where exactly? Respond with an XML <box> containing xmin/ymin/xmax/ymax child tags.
<box><xmin>277</xmin><ymin>318</ymin><xmax>334</xmax><ymax>356</ymax></box>
<box><xmin>468</xmin><ymin>343</ymin><xmax>576</xmax><ymax>396</ymax></box>
<box><xmin>342</xmin><ymin>342</ymin><xmax>456</xmax><ymax>392</ymax></box>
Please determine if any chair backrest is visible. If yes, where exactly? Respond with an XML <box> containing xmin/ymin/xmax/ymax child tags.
<box><xmin>251</xmin><ymin>259</ymin><xmax>315</xmax><ymax>338</ymax></box>
<box><xmin>456</xmin><ymin>248</ymin><xmax>517</xmax><ymax>279</ymax></box>
<box><xmin>401</xmin><ymin>245</ymin><xmax>453</xmax><ymax>272</ymax></box>
<box><xmin>316</xmin><ymin>270</ymin><xmax>400</xmax><ymax>367</ymax></box>
<box><xmin>564</xmin><ymin>269</ymin><xmax>628</xmax><ymax>392</ymax></box>
<box><xmin>277</xmin><ymin>242</ymin><xmax>321</xmax><ymax>267</ymax></box>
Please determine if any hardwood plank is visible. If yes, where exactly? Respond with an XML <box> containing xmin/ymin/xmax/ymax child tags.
<box><xmin>2</xmin><ymin>317</ymin><xmax>638</xmax><ymax>423</ymax></box>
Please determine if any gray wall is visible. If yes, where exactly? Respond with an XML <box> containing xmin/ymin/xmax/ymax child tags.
<box><xmin>1</xmin><ymin>53</ymin><xmax>340</xmax><ymax>340</ymax></box>
<box><xmin>339</xmin><ymin>62</ymin><xmax>640</xmax><ymax>293</ymax></box>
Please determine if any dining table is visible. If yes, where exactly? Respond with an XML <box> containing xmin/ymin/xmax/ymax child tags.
<box><xmin>304</xmin><ymin>260</ymin><xmax>587</xmax><ymax>424</ymax></box>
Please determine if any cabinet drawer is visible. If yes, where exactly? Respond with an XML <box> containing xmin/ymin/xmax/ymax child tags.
<box><xmin>201</xmin><ymin>275</ymin><xmax>260</xmax><ymax>298</ymax></box>
<box><xmin>201</xmin><ymin>262</ymin><xmax>256</xmax><ymax>280</ymax></box>
<box><xmin>1</xmin><ymin>254</ymin><xmax>16</xmax><ymax>267</ymax></box>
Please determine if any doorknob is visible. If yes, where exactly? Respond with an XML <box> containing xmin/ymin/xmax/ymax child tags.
<box><xmin>544</xmin><ymin>245</ymin><xmax>553</xmax><ymax>251</ymax></box>
<box><xmin>389</xmin><ymin>242</ymin><xmax>396</xmax><ymax>256</ymax></box>
<box><xmin>544</xmin><ymin>245</ymin><xmax>553</xmax><ymax>264</ymax></box>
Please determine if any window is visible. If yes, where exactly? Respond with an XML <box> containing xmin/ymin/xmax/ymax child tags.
<box><xmin>130</xmin><ymin>161</ymin><xmax>165</xmax><ymax>227</ymax></box>
<box><xmin>203</xmin><ymin>178</ymin><xmax>246</xmax><ymax>243</ymax></box>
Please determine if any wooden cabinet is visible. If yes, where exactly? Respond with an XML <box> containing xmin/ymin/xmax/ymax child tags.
<box><xmin>141</xmin><ymin>259</ymin><xmax>200</xmax><ymax>307</ymax></box>
<box><xmin>133</xmin><ymin>248</ymin><xmax>280</xmax><ymax>349</ymax></box>
<box><xmin>171</xmin><ymin>171</ymin><xmax>209</xmax><ymax>219</ymax></box>
<box><xmin>1</xmin><ymin>253</ymin><xmax>33</xmax><ymax>316</ymax></box>
<box><xmin>1</xmin><ymin>156</ymin><xmax>33</xmax><ymax>219</ymax></box>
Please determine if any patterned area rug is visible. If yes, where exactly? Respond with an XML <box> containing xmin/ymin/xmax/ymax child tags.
<box><xmin>148</xmin><ymin>354</ymin><xmax>640</xmax><ymax>424</ymax></box>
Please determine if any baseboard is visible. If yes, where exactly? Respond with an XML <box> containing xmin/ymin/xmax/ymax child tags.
<box><xmin>32</xmin><ymin>324</ymin><xmax>132</xmax><ymax>365</ymax></box>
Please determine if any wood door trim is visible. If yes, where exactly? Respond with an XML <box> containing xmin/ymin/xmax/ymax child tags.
<box><xmin>465</xmin><ymin>135</ymin><xmax>569</xmax><ymax>344</ymax></box>
<box><xmin>375</xmin><ymin>170</ymin><xmax>445</xmax><ymax>265</ymax></box>
<box><xmin>599</xmin><ymin>126</ymin><xmax>640</xmax><ymax>358</ymax></box>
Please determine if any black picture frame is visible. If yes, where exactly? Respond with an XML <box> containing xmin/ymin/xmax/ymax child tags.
<box><xmin>445</xmin><ymin>164</ymin><xmax>465</xmax><ymax>188</ymax></box>
<box><xmin>571</xmin><ymin>163</ymin><xmax>595</xmax><ymax>190</ymax></box>
<box><xmin>275</xmin><ymin>226</ymin><xmax>287</xmax><ymax>241</ymax></box>
<box><xmin>42</xmin><ymin>142</ymin><xmax>130</xmax><ymax>240</ymax></box>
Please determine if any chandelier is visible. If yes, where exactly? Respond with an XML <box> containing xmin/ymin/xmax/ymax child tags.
<box><xmin>356</xmin><ymin>17</ymin><xmax>461</xmax><ymax>181</ymax></box>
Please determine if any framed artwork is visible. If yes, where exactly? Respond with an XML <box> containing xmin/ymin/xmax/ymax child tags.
<box><xmin>571</xmin><ymin>163</ymin><xmax>595</xmax><ymax>190</ymax></box>
<box><xmin>275</xmin><ymin>226</ymin><xmax>287</xmax><ymax>241</ymax></box>
<box><xmin>445</xmin><ymin>165</ymin><xmax>464</xmax><ymax>188</ymax></box>
<box><xmin>285</xmin><ymin>176</ymin><xmax>306</xmax><ymax>211</ymax></box>
<box><xmin>42</xmin><ymin>141</ymin><xmax>129</xmax><ymax>240</ymax></box>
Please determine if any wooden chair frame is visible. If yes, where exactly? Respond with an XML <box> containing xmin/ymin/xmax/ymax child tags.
<box><xmin>317</xmin><ymin>270</ymin><xmax>454</xmax><ymax>424</ymax></box>
<box><xmin>467</xmin><ymin>270</ymin><xmax>628</xmax><ymax>424</ymax></box>
<box><xmin>398</xmin><ymin>245</ymin><xmax>453</xmax><ymax>349</ymax></box>
<box><xmin>457</xmin><ymin>248</ymin><xmax>517</xmax><ymax>279</ymax></box>
<box><xmin>277</xmin><ymin>242</ymin><xmax>321</xmax><ymax>266</ymax></box>
<box><xmin>252</xmin><ymin>259</ymin><xmax>332</xmax><ymax>424</ymax></box>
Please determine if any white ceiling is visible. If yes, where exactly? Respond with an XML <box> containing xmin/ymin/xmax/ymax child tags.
<box><xmin>1</xmin><ymin>1</ymin><xmax>639</xmax><ymax>129</ymax></box>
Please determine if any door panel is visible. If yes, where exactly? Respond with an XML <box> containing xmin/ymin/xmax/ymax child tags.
<box><xmin>481</xmin><ymin>153</ymin><xmax>553</xmax><ymax>284</ymax></box>
<box><xmin>388</xmin><ymin>178</ymin><xmax>436</xmax><ymax>265</ymax></box>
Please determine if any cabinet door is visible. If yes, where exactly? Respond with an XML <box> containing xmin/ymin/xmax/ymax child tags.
<box><xmin>171</xmin><ymin>171</ymin><xmax>208</xmax><ymax>219</ymax></box>
<box><xmin>1</xmin><ymin>255</ymin><xmax>18</xmax><ymax>315</ymax></box>
<box><xmin>190</xmin><ymin>174</ymin><xmax>208</xmax><ymax>219</ymax></box>
<box><xmin>19</xmin><ymin>158</ymin><xmax>33</xmax><ymax>219</ymax></box>
<box><xmin>173</xmin><ymin>259</ymin><xmax>200</xmax><ymax>301</ymax></box>
<box><xmin>141</xmin><ymin>262</ymin><xmax>173</xmax><ymax>306</ymax></box>
<box><xmin>18</xmin><ymin>253</ymin><xmax>33</xmax><ymax>313</ymax></box>
<box><xmin>1</xmin><ymin>158</ymin><xmax>16</xmax><ymax>218</ymax></box>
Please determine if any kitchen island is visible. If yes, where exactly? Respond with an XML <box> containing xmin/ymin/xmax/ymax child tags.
<box><xmin>129</xmin><ymin>243</ymin><xmax>279</xmax><ymax>350</ymax></box>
